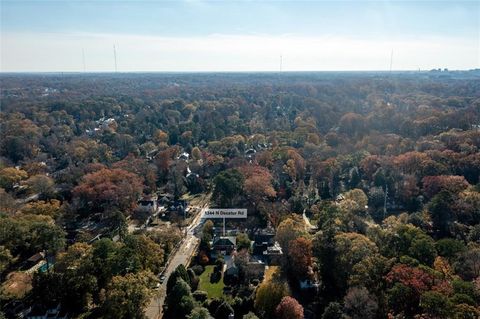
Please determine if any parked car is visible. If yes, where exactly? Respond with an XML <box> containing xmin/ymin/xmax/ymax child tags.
<box><xmin>159</xmin><ymin>275</ymin><xmax>166</xmax><ymax>284</ymax></box>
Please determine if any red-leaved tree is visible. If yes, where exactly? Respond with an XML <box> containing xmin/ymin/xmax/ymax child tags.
<box><xmin>385</xmin><ymin>264</ymin><xmax>434</xmax><ymax>294</ymax></box>
<box><xmin>288</xmin><ymin>237</ymin><xmax>313</xmax><ymax>280</ymax></box>
<box><xmin>422</xmin><ymin>175</ymin><xmax>469</xmax><ymax>199</ymax></box>
<box><xmin>275</xmin><ymin>296</ymin><xmax>304</xmax><ymax>319</ymax></box>
<box><xmin>73</xmin><ymin>168</ymin><xmax>143</xmax><ymax>214</ymax></box>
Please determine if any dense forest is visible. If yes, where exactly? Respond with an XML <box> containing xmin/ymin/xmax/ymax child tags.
<box><xmin>1</xmin><ymin>71</ymin><xmax>480</xmax><ymax>319</ymax></box>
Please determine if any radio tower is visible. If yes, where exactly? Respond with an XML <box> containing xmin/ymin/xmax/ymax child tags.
<box><xmin>389</xmin><ymin>49</ymin><xmax>393</xmax><ymax>73</ymax></box>
<box><xmin>280</xmin><ymin>55</ymin><xmax>283</xmax><ymax>72</ymax></box>
<box><xmin>82</xmin><ymin>48</ymin><xmax>86</xmax><ymax>73</ymax></box>
<box><xmin>113</xmin><ymin>45</ymin><xmax>118</xmax><ymax>72</ymax></box>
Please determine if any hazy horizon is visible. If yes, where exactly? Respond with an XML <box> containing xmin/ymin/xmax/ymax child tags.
<box><xmin>1</xmin><ymin>69</ymin><xmax>477</xmax><ymax>75</ymax></box>
<box><xmin>1</xmin><ymin>0</ymin><xmax>479</xmax><ymax>72</ymax></box>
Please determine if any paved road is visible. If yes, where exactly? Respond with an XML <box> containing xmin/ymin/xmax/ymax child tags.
<box><xmin>145</xmin><ymin>204</ymin><xmax>206</xmax><ymax>319</ymax></box>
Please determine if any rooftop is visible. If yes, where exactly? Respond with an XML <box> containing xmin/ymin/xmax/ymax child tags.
<box><xmin>213</xmin><ymin>236</ymin><xmax>237</xmax><ymax>247</ymax></box>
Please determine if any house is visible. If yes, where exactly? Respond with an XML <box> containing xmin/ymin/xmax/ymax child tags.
<box><xmin>27</xmin><ymin>304</ymin><xmax>68</xmax><ymax>319</ymax></box>
<box><xmin>224</xmin><ymin>256</ymin><xmax>239</xmax><ymax>283</ymax></box>
<box><xmin>245</xmin><ymin>258</ymin><xmax>266</xmax><ymax>281</ymax></box>
<box><xmin>245</xmin><ymin>148</ymin><xmax>256</xmax><ymax>156</ymax></box>
<box><xmin>145</xmin><ymin>148</ymin><xmax>159</xmax><ymax>161</ymax></box>
<box><xmin>186</xmin><ymin>166</ymin><xmax>199</xmax><ymax>179</ymax></box>
<box><xmin>3</xmin><ymin>300</ymin><xmax>31</xmax><ymax>319</ymax></box>
<box><xmin>224</xmin><ymin>255</ymin><xmax>266</xmax><ymax>284</ymax></box>
<box><xmin>299</xmin><ymin>278</ymin><xmax>320</xmax><ymax>291</ymax></box>
<box><xmin>159</xmin><ymin>193</ymin><xmax>174</xmax><ymax>204</ymax></box>
<box><xmin>187</xmin><ymin>172</ymin><xmax>199</xmax><ymax>179</ymax></box>
<box><xmin>252</xmin><ymin>227</ymin><xmax>283</xmax><ymax>265</ymax></box>
<box><xmin>299</xmin><ymin>266</ymin><xmax>320</xmax><ymax>291</ymax></box>
<box><xmin>178</xmin><ymin>152</ymin><xmax>190</xmax><ymax>161</ymax></box>
<box><xmin>168</xmin><ymin>199</ymin><xmax>188</xmax><ymax>218</ymax></box>
<box><xmin>245</xmin><ymin>148</ymin><xmax>256</xmax><ymax>159</ymax></box>
<box><xmin>253</xmin><ymin>227</ymin><xmax>275</xmax><ymax>245</ymax></box>
<box><xmin>27</xmin><ymin>252</ymin><xmax>45</xmax><ymax>267</ymax></box>
<box><xmin>186</xmin><ymin>167</ymin><xmax>202</xmax><ymax>193</ymax></box>
<box><xmin>25</xmin><ymin>252</ymin><xmax>46</xmax><ymax>273</ymax></box>
<box><xmin>212</xmin><ymin>236</ymin><xmax>236</xmax><ymax>255</ymax></box>
<box><xmin>137</xmin><ymin>194</ymin><xmax>159</xmax><ymax>215</ymax></box>
<box><xmin>97</xmin><ymin>117</ymin><xmax>116</xmax><ymax>130</ymax></box>
<box><xmin>252</xmin><ymin>227</ymin><xmax>275</xmax><ymax>255</ymax></box>
<box><xmin>263</xmin><ymin>241</ymin><xmax>283</xmax><ymax>265</ymax></box>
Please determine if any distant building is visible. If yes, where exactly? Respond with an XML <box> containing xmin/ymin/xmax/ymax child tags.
<box><xmin>186</xmin><ymin>166</ymin><xmax>200</xmax><ymax>181</ymax></box>
<box><xmin>178</xmin><ymin>152</ymin><xmax>190</xmax><ymax>161</ymax></box>
<box><xmin>96</xmin><ymin>117</ymin><xmax>116</xmax><ymax>130</ymax></box>
<box><xmin>245</xmin><ymin>148</ymin><xmax>257</xmax><ymax>161</ymax></box>
<box><xmin>245</xmin><ymin>148</ymin><xmax>256</xmax><ymax>157</ymax></box>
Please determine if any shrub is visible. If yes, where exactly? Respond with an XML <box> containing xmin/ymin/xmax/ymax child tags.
<box><xmin>191</xmin><ymin>265</ymin><xmax>205</xmax><ymax>276</ymax></box>
<box><xmin>451</xmin><ymin>293</ymin><xmax>475</xmax><ymax>306</ymax></box>
<box><xmin>193</xmin><ymin>290</ymin><xmax>209</xmax><ymax>302</ymax></box>
<box><xmin>210</xmin><ymin>271</ymin><xmax>221</xmax><ymax>283</ymax></box>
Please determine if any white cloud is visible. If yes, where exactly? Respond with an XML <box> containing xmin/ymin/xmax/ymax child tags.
<box><xmin>1</xmin><ymin>32</ymin><xmax>478</xmax><ymax>72</ymax></box>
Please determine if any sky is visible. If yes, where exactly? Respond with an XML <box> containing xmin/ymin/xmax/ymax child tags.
<box><xmin>1</xmin><ymin>0</ymin><xmax>479</xmax><ymax>72</ymax></box>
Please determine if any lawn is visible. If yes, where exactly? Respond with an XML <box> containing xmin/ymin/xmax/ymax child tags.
<box><xmin>198</xmin><ymin>265</ymin><xmax>225</xmax><ymax>299</ymax></box>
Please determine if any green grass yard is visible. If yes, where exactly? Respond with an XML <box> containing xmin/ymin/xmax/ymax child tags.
<box><xmin>198</xmin><ymin>265</ymin><xmax>225</xmax><ymax>299</ymax></box>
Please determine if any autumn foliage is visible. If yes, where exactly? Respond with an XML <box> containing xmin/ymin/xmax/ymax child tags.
<box><xmin>275</xmin><ymin>296</ymin><xmax>304</xmax><ymax>319</ymax></box>
<box><xmin>288</xmin><ymin>237</ymin><xmax>313</xmax><ymax>280</ymax></box>
<box><xmin>73</xmin><ymin>168</ymin><xmax>143</xmax><ymax>214</ymax></box>
<box><xmin>422</xmin><ymin>175</ymin><xmax>469</xmax><ymax>198</ymax></box>
<box><xmin>385</xmin><ymin>264</ymin><xmax>434</xmax><ymax>293</ymax></box>
<box><xmin>240</xmin><ymin>165</ymin><xmax>276</xmax><ymax>203</ymax></box>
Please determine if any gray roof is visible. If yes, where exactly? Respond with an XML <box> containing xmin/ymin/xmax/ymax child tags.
<box><xmin>213</xmin><ymin>236</ymin><xmax>236</xmax><ymax>246</ymax></box>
